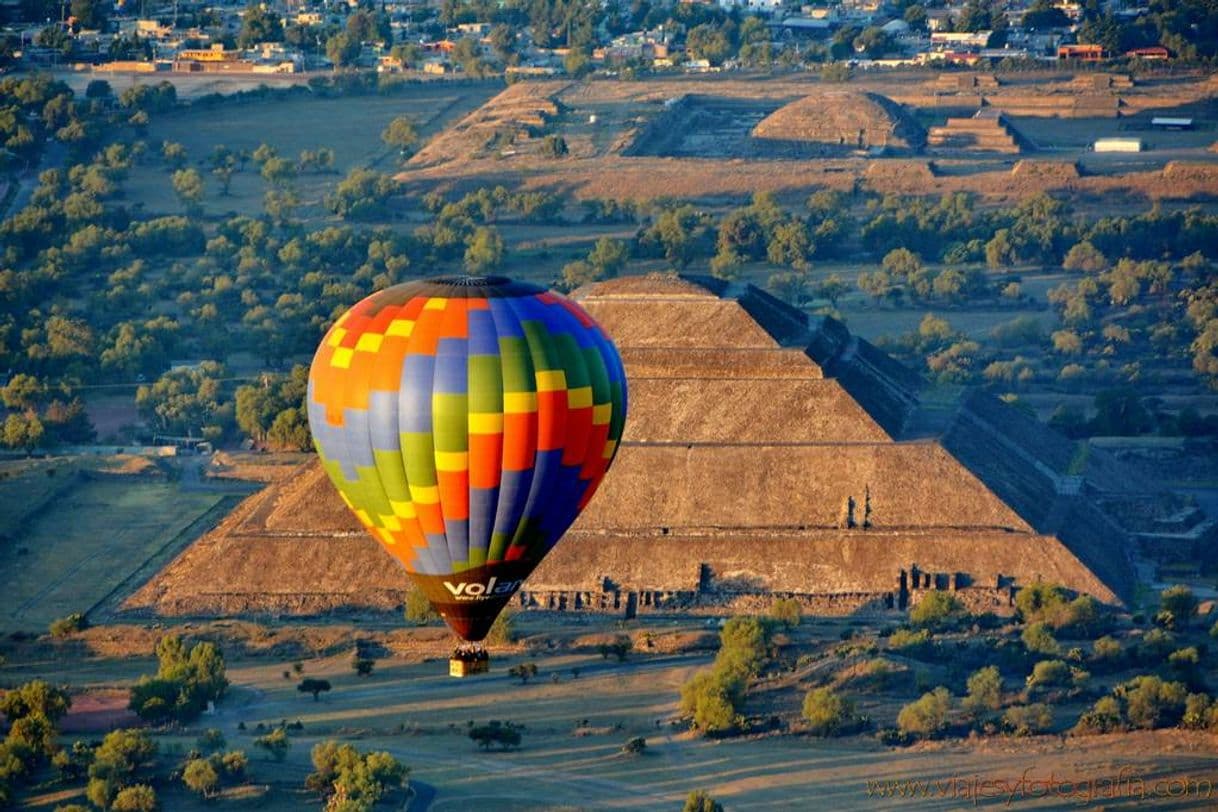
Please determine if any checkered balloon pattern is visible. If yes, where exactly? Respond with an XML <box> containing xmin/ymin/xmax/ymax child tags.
<box><xmin>308</xmin><ymin>276</ymin><xmax>628</xmax><ymax>579</ymax></box>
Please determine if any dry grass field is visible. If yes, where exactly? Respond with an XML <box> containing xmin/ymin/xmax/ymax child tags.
<box><xmin>0</xmin><ymin>465</ymin><xmax>225</xmax><ymax>633</ymax></box>
<box><xmin>120</xmin><ymin>82</ymin><xmax>501</xmax><ymax>218</ymax></box>
<box><xmin>8</xmin><ymin>615</ymin><xmax>1218</xmax><ymax>810</ymax></box>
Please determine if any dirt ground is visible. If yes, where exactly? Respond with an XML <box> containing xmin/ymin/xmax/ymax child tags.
<box><xmin>9</xmin><ymin>615</ymin><xmax>1218</xmax><ymax>810</ymax></box>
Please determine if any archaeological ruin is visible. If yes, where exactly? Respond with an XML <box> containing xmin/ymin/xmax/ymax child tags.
<box><xmin>129</xmin><ymin>274</ymin><xmax>1161</xmax><ymax>620</ymax></box>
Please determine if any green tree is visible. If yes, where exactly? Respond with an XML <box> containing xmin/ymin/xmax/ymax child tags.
<box><xmin>962</xmin><ymin>666</ymin><xmax>1002</xmax><ymax>718</ymax></box>
<box><xmin>686</xmin><ymin>23</ymin><xmax>731</xmax><ymax>64</ymax></box>
<box><xmin>182</xmin><ymin>757</ymin><xmax>219</xmax><ymax>798</ymax></box>
<box><xmin>1063</xmin><ymin>240</ymin><xmax>1108</xmax><ymax>273</ymax></box>
<box><xmin>111</xmin><ymin>784</ymin><xmax>158</xmax><ymax>812</ymax></box>
<box><xmin>909</xmin><ymin>592</ymin><xmax>965</xmax><ymax>629</ymax></box>
<box><xmin>326</xmin><ymin>32</ymin><xmax>361</xmax><ymax>68</ymax></box>
<box><xmin>897</xmin><ymin>687</ymin><xmax>952</xmax><ymax>738</ymax></box>
<box><xmin>802</xmin><ymin>687</ymin><xmax>854</xmax><ymax>736</ymax></box>
<box><xmin>0</xmin><ymin>680</ymin><xmax>71</xmax><ymax>724</ymax></box>
<box><xmin>381</xmin><ymin>116</ymin><xmax>419</xmax><ymax>154</ymax></box>
<box><xmin>87</xmin><ymin>729</ymin><xmax>157</xmax><ymax>810</ymax></box>
<box><xmin>464</xmin><ymin>226</ymin><xmax>505</xmax><ymax>274</ymax></box>
<box><xmin>238</xmin><ymin>1</ymin><xmax>283</xmax><ymax>47</ymax></box>
<box><xmin>297</xmin><ymin>678</ymin><xmax>331</xmax><ymax>701</ymax></box>
<box><xmin>1158</xmin><ymin>585</ymin><xmax>1199</xmax><ymax>630</ymax></box>
<box><xmin>171</xmin><ymin>168</ymin><xmax>204</xmax><ymax>214</ymax></box>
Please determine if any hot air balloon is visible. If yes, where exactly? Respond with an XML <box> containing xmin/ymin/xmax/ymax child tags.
<box><xmin>307</xmin><ymin>276</ymin><xmax>627</xmax><ymax>671</ymax></box>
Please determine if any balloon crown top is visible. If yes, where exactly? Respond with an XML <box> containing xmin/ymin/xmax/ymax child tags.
<box><xmin>365</xmin><ymin>276</ymin><xmax>547</xmax><ymax>306</ymax></box>
<box><xmin>430</xmin><ymin>275</ymin><xmax>511</xmax><ymax>287</ymax></box>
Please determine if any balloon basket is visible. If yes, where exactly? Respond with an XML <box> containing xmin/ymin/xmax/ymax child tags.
<box><xmin>449</xmin><ymin>645</ymin><xmax>489</xmax><ymax>678</ymax></box>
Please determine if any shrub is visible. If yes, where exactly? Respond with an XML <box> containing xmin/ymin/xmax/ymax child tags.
<box><xmin>962</xmin><ymin>666</ymin><xmax>1003</xmax><ymax>717</ymax></box>
<box><xmin>485</xmin><ymin>609</ymin><xmax>517</xmax><ymax>645</ymax></box>
<box><xmin>896</xmin><ymin>687</ymin><xmax>952</xmax><ymax>738</ymax></box>
<box><xmin>1026</xmin><ymin>660</ymin><xmax>1071</xmax><ymax>690</ymax></box>
<box><xmin>1022</xmin><ymin>622</ymin><xmax>1061</xmax><ymax>656</ymax></box>
<box><xmin>49</xmin><ymin>612</ymin><xmax>88</xmax><ymax>638</ymax></box>
<box><xmin>253</xmin><ymin>728</ymin><xmax>289</xmax><ymax>761</ymax></box>
<box><xmin>1074</xmin><ymin>696</ymin><xmax>1124</xmax><ymax>735</ymax></box>
<box><xmin>404</xmin><ymin>586</ymin><xmax>439</xmax><ymax>624</ymax></box>
<box><xmin>597</xmin><ymin>635</ymin><xmax>632</xmax><ymax>662</ymax></box>
<box><xmin>1118</xmin><ymin>675</ymin><xmax>1188</xmax><ymax>730</ymax></box>
<box><xmin>679</xmin><ymin>670</ymin><xmax>744</xmax><ymax>734</ymax></box>
<box><xmin>1158</xmin><ymin>585</ymin><xmax>1199</xmax><ymax>630</ymax></box>
<box><xmin>469</xmin><ymin>721</ymin><xmax>522</xmax><ymax>751</ymax></box>
<box><xmin>1090</xmin><ymin>636</ymin><xmax>1124</xmax><ymax>669</ymax></box>
<box><xmin>886</xmin><ymin>628</ymin><xmax>933</xmax><ymax>655</ymax></box>
<box><xmin>182</xmin><ymin>757</ymin><xmax>219</xmax><ymax>798</ymax></box>
<box><xmin>909</xmin><ymin>592</ymin><xmax>966</xmax><ymax>629</ymax></box>
<box><xmin>196</xmin><ymin>728</ymin><xmax>225</xmax><ymax>752</ymax></box>
<box><xmin>111</xmin><ymin>784</ymin><xmax>158</xmax><ymax>811</ymax></box>
<box><xmin>1002</xmin><ymin>703</ymin><xmax>1053</xmax><ymax>736</ymax></box>
<box><xmin>621</xmin><ymin>736</ymin><xmax>646</xmax><ymax>755</ymax></box>
<box><xmin>770</xmin><ymin>598</ymin><xmax>801</xmax><ymax>629</ymax></box>
<box><xmin>684</xmin><ymin>789</ymin><xmax>724</xmax><ymax>812</ymax></box>
<box><xmin>297</xmin><ymin>678</ymin><xmax>331</xmax><ymax>701</ymax></box>
<box><xmin>802</xmin><ymin>687</ymin><xmax>855</xmax><ymax>736</ymax></box>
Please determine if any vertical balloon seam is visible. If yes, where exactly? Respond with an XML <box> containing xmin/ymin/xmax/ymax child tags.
<box><xmin>433</xmin><ymin>298</ymin><xmax>471</xmax><ymax>572</ymax></box>
<box><xmin>486</xmin><ymin>296</ymin><xmax>537</xmax><ymax>565</ymax></box>
<box><xmin>465</xmin><ymin>298</ymin><xmax>503</xmax><ymax>570</ymax></box>
<box><xmin>538</xmin><ymin>297</ymin><xmax>597</xmax><ymax>552</ymax></box>
<box><xmin>501</xmin><ymin>293</ymin><xmax>566</xmax><ymax>563</ymax></box>
<box><xmin>401</xmin><ymin>298</ymin><xmax>451</xmax><ymax>575</ymax></box>
<box><xmin>368</xmin><ymin>301</ymin><xmax>416</xmax><ymax>573</ymax></box>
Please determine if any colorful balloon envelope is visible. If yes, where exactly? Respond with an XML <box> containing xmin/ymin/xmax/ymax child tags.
<box><xmin>308</xmin><ymin>276</ymin><xmax>628</xmax><ymax>641</ymax></box>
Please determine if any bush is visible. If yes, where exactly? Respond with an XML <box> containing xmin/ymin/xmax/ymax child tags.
<box><xmin>621</xmin><ymin>736</ymin><xmax>647</xmax><ymax>755</ymax></box>
<box><xmin>404</xmin><ymin>586</ymin><xmax>439</xmax><ymax>624</ymax></box>
<box><xmin>485</xmin><ymin>609</ymin><xmax>517</xmax><ymax>645</ymax></box>
<box><xmin>962</xmin><ymin>666</ymin><xmax>1003</xmax><ymax>717</ymax></box>
<box><xmin>182</xmin><ymin>757</ymin><xmax>219</xmax><ymax>798</ymax></box>
<box><xmin>886</xmin><ymin>628</ymin><xmax>933</xmax><ymax>656</ymax></box>
<box><xmin>909</xmin><ymin>592</ymin><xmax>966</xmax><ymax>629</ymax></box>
<box><xmin>111</xmin><ymin>784</ymin><xmax>158</xmax><ymax>811</ymax></box>
<box><xmin>597</xmin><ymin>635</ymin><xmax>632</xmax><ymax>662</ymax></box>
<box><xmin>1022</xmin><ymin>622</ymin><xmax>1061</xmax><ymax>656</ymax></box>
<box><xmin>802</xmin><ymin>687</ymin><xmax>855</xmax><ymax>736</ymax></box>
<box><xmin>679</xmin><ymin>670</ymin><xmax>744</xmax><ymax>734</ymax></box>
<box><xmin>197</xmin><ymin>728</ymin><xmax>224</xmax><ymax>752</ymax></box>
<box><xmin>1158</xmin><ymin>585</ymin><xmax>1199</xmax><ymax>630</ymax></box>
<box><xmin>1118</xmin><ymin>675</ymin><xmax>1188</xmax><ymax>730</ymax></box>
<box><xmin>129</xmin><ymin>636</ymin><xmax>227</xmax><ymax>724</ymax></box>
<box><xmin>896</xmin><ymin>687</ymin><xmax>952</xmax><ymax>738</ymax></box>
<box><xmin>49</xmin><ymin>612</ymin><xmax>88</xmax><ymax>638</ymax></box>
<box><xmin>1090</xmin><ymin>635</ymin><xmax>1124</xmax><ymax>669</ymax></box>
<box><xmin>469</xmin><ymin>720</ymin><xmax>522</xmax><ymax>751</ymax></box>
<box><xmin>1026</xmin><ymin>659</ymin><xmax>1072</xmax><ymax>691</ymax></box>
<box><xmin>253</xmin><ymin>728</ymin><xmax>289</xmax><ymax>761</ymax></box>
<box><xmin>1002</xmin><ymin>703</ymin><xmax>1053</xmax><ymax>736</ymax></box>
<box><xmin>297</xmin><ymin>678</ymin><xmax>331</xmax><ymax>701</ymax></box>
<box><xmin>684</xmin><ymin>789</ymin><xmax>725</xmax><ymax>812</ymax></box>
<box><xmin>1074</xmin><ymin>695</ymin><xmax>1124</xmax><ymax>735</ymax></box>
<box><xmin>770</xmin><ymin>598</ymin><xmax>801</xmax><ymax>629</ymax></box>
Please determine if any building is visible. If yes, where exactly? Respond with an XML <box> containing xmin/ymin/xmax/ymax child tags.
<box><xmin>1094</xmin><ymin>137</ymin><xmax>1143</xmax><ymax>152</ymax></box>
<box><xmin>931</xmin><ymin>31</ymin><xmax>993</xmax><ymax>50</ymax></box>
<box><xmin>128</xmin><ymin>275</ymin><xmax>1169</xmax><ymax>621</ymax></box>
<box><xmin>1058</xmin><ymin>43</ymin><xmax>1107</xmax><ymax>61</ymax></box>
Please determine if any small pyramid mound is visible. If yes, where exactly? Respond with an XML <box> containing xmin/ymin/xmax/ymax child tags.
<box><xmin>752</xmin><ymin>91</ymin><xmax>924</xmax><ymax>150</ymax></box>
